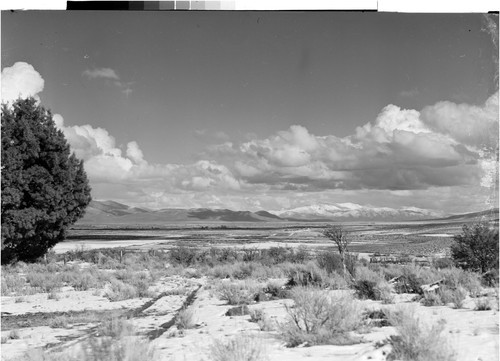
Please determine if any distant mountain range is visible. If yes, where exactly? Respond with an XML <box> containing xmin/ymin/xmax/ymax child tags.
<box><xmin>435</xmin><ymin>209</ymin><xmax>499</xmax><ymax>222</ymax></box>
<box><xmin>79</xmin><ymin>200</ymin><xmax>284</xmax><ymax>224</ymax></box>
<box><xmin>272</xmin><ymin>203</ymin><xmax>445</xmax><ymax>221</ymax></box>
<box><xmin>76</xmin><ymin>200</ymin><xmax>498</xmax><ymax>225</ymax></box>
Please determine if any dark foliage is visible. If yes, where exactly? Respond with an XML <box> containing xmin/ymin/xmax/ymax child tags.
<box><xmin>482</xmin><ymin>269</ymin><xmax>499</xmax><ymax>287</ymax></box>
<box><xmin>225</xmin><ymin>305</ymin><xmax>250</xmax><ymax>316</ymax></box>
<box><xmin>168</xmin><ymin>246</ymin><xmax>199</xmax><ymax>266</ymax></box>
<box><xmin>451</xmin><ymin>223</ymin><xmax>499</xmax><ymax>274</ymax></box>
<box><xmin>364</xmin><ymin>309</ymin><xmax>390</xmax><ymax>327</ymax></box>
<box><xmin>284</xmin><ymin>267</ymin><xmax>327</xmax><ymax>288</ymax></box>
<box><xmin>1</xmin><ymin>98</ymin><xmax>91</xmax><ymax>263</ymax></box>
<box><xmin>322</xmin><ymin>225</ymin><xmax>354</xmax><ymax>279</ymax></box>
<box><xmin>168</xmin><ymin>245</ymin><xmax>312</xmax><ymax>267</ymax></box>
<box><xmin>316</xmin><ymin>250</ymin><xmax>357</xmax><ymax>277</ymax></box>
<box><xmin>354</xmin><ymin>280</ymin><xmax>381</xmax><ymax>300</ymax></box>
<box><xmin>264</xmin><ymin>284</ymin><xmax>289</xmax><ymax>299</ymax></box>
<box><xmin>398</xmin><ymin>274</ymin><xmax>424</xmax><ymax>295</ymax></box>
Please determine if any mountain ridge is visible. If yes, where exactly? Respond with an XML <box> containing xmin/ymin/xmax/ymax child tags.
<box><xmin>76</xmin><ymin>200</ymin><xmax>498</xmax><ymax>225</ymax></box>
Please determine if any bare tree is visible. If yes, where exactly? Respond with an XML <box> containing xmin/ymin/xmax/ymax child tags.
<box><xmin>323</xmin><ymin>225</ymin><xmax>352</xmax><ymax>279</ymax></box>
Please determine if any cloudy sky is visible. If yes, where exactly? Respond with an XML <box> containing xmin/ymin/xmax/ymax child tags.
<box><xmin>1</xmin><ymin>11</ymin><xmax>498</xmax><ymax>214</ymax></box>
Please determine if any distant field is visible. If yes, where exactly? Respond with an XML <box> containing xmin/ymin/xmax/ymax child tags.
<box><xmin>59</xmin><ymin>219</ymin><xmax>477</xmax><ymax>256</ymax></box>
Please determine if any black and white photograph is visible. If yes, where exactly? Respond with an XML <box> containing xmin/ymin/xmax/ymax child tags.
<box><xmin>1</xmin><ymin>6</ymin><xmax>499</xmax><ymax>361</ymax></box>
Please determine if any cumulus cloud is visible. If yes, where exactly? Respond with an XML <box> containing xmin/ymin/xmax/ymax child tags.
<box><xmin>207</xmin><ymin>95</ymin><xmax>498</xmax><ymax>192</ymax></box>
<box><xmin>2</xmin><ymin>61</ymin><xmax>497</xmax><ymax>212</ymax></box>
<box><xmin>126</xmin><ymin>141</ymin><xmax>146</xmax><ymax>165</ymax></box>
<box><xmin>53</xmin><ymin>115</ymin><xmax>134</xmax><ymax>181</ymax></box>
<box><xmin>420</xmin><ymin>92</ymin><xmax>499</xmax><ymax>150</ymax></box>
<box><xmin>1</xmin><ymin>62</ymin><xmax>45</xmax><ymax>103</ymax></box>
<box><xmin>53</xmin><ymin>113</ymin><xmax>243</xmax><ymax>195</ymax></box>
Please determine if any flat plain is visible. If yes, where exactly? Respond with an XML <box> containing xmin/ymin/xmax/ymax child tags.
<box><xmin>61</xmin><ymin>219</ymin><xmax>463</xmax><ymax>255</ymax></box>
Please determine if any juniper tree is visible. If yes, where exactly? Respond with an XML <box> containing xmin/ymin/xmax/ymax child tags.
<box><xmin>1</xmin><ymin>98</ymin><xmax>91</xmax><ymax>263</ymax></box>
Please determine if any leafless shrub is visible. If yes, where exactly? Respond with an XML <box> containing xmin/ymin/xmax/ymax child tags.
<box><xmin>280</xmin><ymin>287</ymin><xmax>363</xmax><ymax>347</ymax></box>
<box><xmin>385</xmin><ymin>305</ymin><xmax>456</xmax><ymax>361</ymax></box>
<box><xmin>214</xmin><ymin>280</ymin><xmax>261</xmax><ymax>305</ymax></box>
<box><xmin>249</xmin><ymin>308</ymin><xmax>274</xmax><ymax>331</ymax></box>
<box><xmin>176</xmin><ymin>308</ymin><xmax>196</xmax><ymax>330</ymax></box>
<box><xmin>209</xmin><ymin>334</ymin><xmax>268</xmax><ymax>361</ymax></box>
<box><xmin>474</xmin><ymin>297</ymin><xmax>492</xmax><ymax>311</ymax></box>
<box><xmin>439</xmin><ymin>286</ymin><xmax>467</xmax><ymax>309</ymax></box>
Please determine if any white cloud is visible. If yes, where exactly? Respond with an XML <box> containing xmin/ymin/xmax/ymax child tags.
<box><xmin>53</xmin><ymin>114</ymin><xmax>65</xmax><ymax>129</ymax></box>
<box><xmin>53</xmin><ymin>114</ymin><xmax>138</xmax><ymax>181</ymax></box>
<box><xmin>84</xmin><ymin>155</ymin><xmax>134</xmax><ymax>181</ymax></box>
<box><xmin>420</xmin><ymin>92</ymin><xmax>499</xmax><ymax>149</ymax></box>
<box><xmin>2</xmin><ymin>61</ymin><xmax>497</xmax><ymax>213</ymax></box>
<box><xmin>82</xmin><ymin>67</ymin><xmax>133</xmax><ymax>96</ymax></box>
<box><xmin>82</xmin><ymin>68</ymin><xmax>120</xmax><ymax>80</ymax></box>
<box><xmin>1</xmin><ymin>62</ymin><xmax>45</xmax><ymax>103</ymax></box>
<box><xmin>126</xmin><ymin>141</ymin><xmax>146</xmax><ymax>165</ymax></box>
<box><xmin>208</xmin><ymin>95</ymin><xmax>497</xmax><ymax>192</ymax></box>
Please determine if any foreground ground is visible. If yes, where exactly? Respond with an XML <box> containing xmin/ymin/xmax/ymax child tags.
<box><xmin>1</xmin><ymin>267</ymin><xmax>498</xmax><ymax>361</ymax></box>
<box><xmin>1</xmin><ymin>221</ymin><xmax>498</xmax><ymax>360</ymax></box>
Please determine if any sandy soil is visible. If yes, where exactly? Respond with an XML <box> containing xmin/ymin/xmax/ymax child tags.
<box><xmin>1</xmin><ymin>272</ymin><xmax>498</xmax><ymax>361</ymax></box>
<box><xmin>53</xmin><ymin>239</ymin><xmax>174</xmax><ymax>254</ymax></box>
<box><xmin>2</xmin><ymin>289</ymin><xmax>498</xmax><ymax>361</ymax></box>
<box><xmin>0</xmin><ymin>275</ymin><xmax>201</xmax><ymax>360</ymax></box>
<box><xmin>148</xmin><ymin>288</ymin><xmax>499</xmax><ymax>361</ymax></box>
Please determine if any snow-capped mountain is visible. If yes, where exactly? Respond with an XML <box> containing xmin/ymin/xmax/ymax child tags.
<box><xmin>79</xmin><ymin>200</ymin><xmax>495</xmax><ymax>224</ymax></box>
<box><xmin>270</xmin><ymin>203</ymin><xmax>446</xmax><ymax>221</ymax></box>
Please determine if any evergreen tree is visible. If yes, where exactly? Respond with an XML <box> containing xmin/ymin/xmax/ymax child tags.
<box><xmin>1</xmin><ymin>98</ymin><xmax>91</xmax><ymax>263</ymax></box>
<box><xmin>451</xmin><ymin>223</ymin><xmax>499</xmax><ymax>274</ymax></box>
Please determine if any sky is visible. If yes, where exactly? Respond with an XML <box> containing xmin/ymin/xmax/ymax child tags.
<box><xmin>1</xmin><ymin>11</ymin><xmax>498</xmax><ymax>214</ymax></box>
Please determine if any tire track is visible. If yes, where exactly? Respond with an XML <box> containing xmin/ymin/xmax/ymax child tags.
<box><xmin>42</xmin><ymin>282</ymin><xmax>202</xmax><ymax>352</ymax></box>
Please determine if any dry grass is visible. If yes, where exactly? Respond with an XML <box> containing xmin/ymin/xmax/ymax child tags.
<box><xmin>49</xmin><ymin>311</ymin><xmax>104</xmax><ymax>329</ymax></box>
<box><xmin>104</xmin><ymin>279</ymin><xmax>139</xmax><ymax>301</ymax></box>
<box><xmin>206</xmin><ymin>261</ymin><xmax>289</xmax><ymax>280</ymax></box>
<box><xmin>103</xmin><ymin>272</ymin><xmax>156</xmax><ymax>301</ymax></box>
<box><xmin>353</xmin><ymin>267</ymin><xmax>394</xmax><ymax>302</ymax></box>
<box><xmin>214</xmin><ymin>280</ymin><xmax>261</xmax><ymax>305</ymax></box>
<box><xmin>9</xmin><ymin>329</ymin><xmax>21</xmax><ymax>340</ymax></box>
<box><xmin>1</xmin><ymin>272</ymin><xmax>27</xmax><ymax>295</ymax></box>
<box><xmin>280</xmin><ymin>287</ymin><xmax>364</xmax><ymax>347</ymax></box>
<box><xmin>209</xmin><ymin>334</ymin><xmax>268</xmax><ymax>361</ymax></box>
<box><xmin>97</xmin><ymin>317</ymin><xmax>134</xmax><ymax>338</ymax></box>
<box><xmin>386</xmin><ymin>305</ymin><xmax>456</xmax><ymax>361</ymax></box>
<box><xmin>176</xmin><ymin>307</ymin><xmax>196</xmax><ymax>330</ymax></box>
<box><xmin>249</xmin><ymin>308</ymin><xmax>275</xmax><ymax>331</ymax></box>
<box><xmin>48</xmin><ymin>291</ymin><xmax>61</xmax><ymax>301</ymax></box>
<box><xmin>474</xmin><ymin>297</ymin><xmax>492</xmax><ymax>311</ymax></box>
<box><xmin>1</xmin><ymin>252</ymin><xmax>164</xmax><ymax>299</ymax></box>
<box><xmin>20</xmin><ymin>316</ymin><xmax>155</xmax><ymax>361</ymax></box>
<box><xmin>439</xmin><ymin>286</ymin><xmax>467</xmax><ymax>309</ymax></box>
<box><xmin>421</xmin><ymin>291</ymin><xmax>442</xmax><ymax>306</ymax></box>
<box><xmin>2</xmin><ymin>263</ymin><xmax>115</xmax><ymax>296</ymax></box>
<box><xmin>17</xmin><ymin>337</ymin><xmax>155</xmax><ymax>361</ymax></box>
